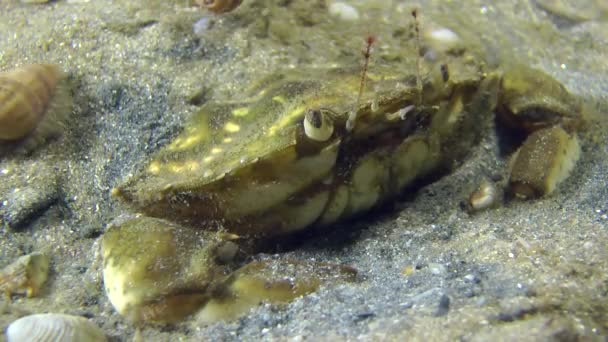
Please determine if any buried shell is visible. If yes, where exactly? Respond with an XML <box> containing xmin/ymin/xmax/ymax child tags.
<box><xmin>0</xmin><ymin>252</ymin><xmax>50</xmax><ymax>298</ymax></box>
<box><xmin>6</xmin><ymin>313</ymin><xmax>107</xmax><ymax>342</ymax></box>
<box><xmin>196</xmin><ymin>0</ymin><xmax>243</xmax><ymax>13</ymax></box>
<box><xmin>0</xmin><ymin>64</ymin><xmax>69</xmax><ymax>152</ymax></box>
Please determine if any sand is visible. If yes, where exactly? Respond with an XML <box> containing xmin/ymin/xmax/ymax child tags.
<box><xmin>0</xmin><ymin>0</ymin><xmax>606</xmax><ymax>340</ymax></box>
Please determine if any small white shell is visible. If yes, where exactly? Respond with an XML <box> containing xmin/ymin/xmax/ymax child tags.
<box><xmin>6</xmin><ymin>313</ymin><xmax>107</xmax><ymax>342</ymax></box>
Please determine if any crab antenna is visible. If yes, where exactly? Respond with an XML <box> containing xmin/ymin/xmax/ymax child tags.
<box><xmin>347</xmin><ymin>34</ymin><xmax>376</xmax><ymax>132</ymax></box>
<box><xmin>411</xmin><ymin>7</ymin><xmax>423</xmax><ymax>105</ymax></box>
<box><xmin>358</xmin><ymin>35</ymin><xmax>375</xmax><ymax>108</ymax></box>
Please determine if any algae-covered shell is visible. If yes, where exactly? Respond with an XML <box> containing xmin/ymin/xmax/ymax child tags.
<box><xmin>6</xmin><ymin>313</ymin><xmax>107</xmax><ymax>342</ymax></box>
<box><xmin>0</xmin><ymin>252</ymin><xmax>50</xmax><ymax>298</ymax></box>
<box><xmin>196</xmin><ymin>0</ymin><xmax>243</xmax><ymax>13</ymax></box>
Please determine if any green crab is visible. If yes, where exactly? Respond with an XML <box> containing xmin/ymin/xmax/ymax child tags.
<box><xmin>101</xmin><ymin>30</ymin><xmax>583</xmax><ymax>325</ymax></box>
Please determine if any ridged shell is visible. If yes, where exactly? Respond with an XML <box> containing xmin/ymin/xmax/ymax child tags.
<box><xmin>0</xmin><ymin>252</ymin><xmax>49</xmax><ymax>298</ymax></box>
<box><xmin>196</xmin><ymin>0</ymin><xmax>243</xmax><ymax>13</ymax></box>
<box><xmin>0</xmin><ymin>64</ymin><xmax>62</xmax><ymax>141</ymax></box>
<box><xmin>6</xmin><ymin>313</ymin><xmax>107</xmax><ymax>342</ymax></box>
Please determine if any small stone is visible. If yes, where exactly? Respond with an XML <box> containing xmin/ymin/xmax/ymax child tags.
<box><xmin>2</xmin><ymin>179</ymin><xmax>60</xmax><ymax>230</ymax></box>
<box><xmin>193</xmin><ymin>17</ymin><xmax>212</xmax><ymax>36</ymax></box>
<box><xmin>428</xmin><ymin>263</ymin><xmax>447</xmax><ymax>275</ymax></box>
<box><xmin>435</xmin><ymin>294</ymin><xmax>450</xmax><ymax>316</ymax></box>
<box><xmin>328</xmin><ymin>2</ymin><xmax>360</xmax><ymax>21</ymax></box>
<box><xmin>426</xmin><ymin>27</ymin><xmax>460</xmax><ymax>47</ymax></box>
<box><xmin>353</xmin><ymin>312</ymin><xmax>375</xmax><ymax>322</ymax></box>
<box><xmin>464</xmin><ymin>273</ymin><xmax>481</xmax><ymax>283</ymax></box>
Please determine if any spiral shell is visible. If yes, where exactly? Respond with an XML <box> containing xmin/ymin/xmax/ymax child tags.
<box><xmin>6</xmin><ymin>313</ymin><xmax>107</xmax><ymax>342</ymax></box>
<box><xmin>0</xmin><ymin>64</ymin><xmax>64</xmax><ymax>142</ymax></box>
<box><xmin>0</xmin><ymin>252</ymin><xmax>50</xmax><ymax>298</ymax></box>
<box><xmin>196</xmin><ymin>0</ymin><xmax>243</xmax><ymax>13</ymax></box>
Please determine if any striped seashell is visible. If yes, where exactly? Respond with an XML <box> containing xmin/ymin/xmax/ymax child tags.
<box><xmin>0</xmin><ymin>64</ymin><xmax>63</xmax><ymax>141</ymax></box>
<box><xmin>196</xmin><ymin>0</ymin><xmax>243</xmax><ymax>13</ymax></box>
<box><xmin>6</xmin><ymin>313</ymin><xmax>107</xmax><ymax>342</ymax></box>
<box><xmin>0</xmin><ymin>252</ymin><xmax>50</xmax><ymax>298</ymax></box>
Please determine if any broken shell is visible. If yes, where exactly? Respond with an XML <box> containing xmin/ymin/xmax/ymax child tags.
<box><xmin>0</xmin><ymin>252</ymin><xmax>50</xmax><ymax>298</ymax></box>
<box><xmin>196</xmin><ymin>0</ymin><xmax>243</xmax><ymax>13</ymax></box>
<box><xmin>0</xmin><ymin>64</ymin><xmax>70</xmax><ymax>152</ymax></box>
<box><xmin>6</xmin><ymin>313</ymin><xmax>107</xmax><ymax>342</ymax></box>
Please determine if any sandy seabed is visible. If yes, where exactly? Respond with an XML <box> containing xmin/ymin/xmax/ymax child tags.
<box><xmin>0</xmin><ymin>0</ymin><xmax>607</xmax><ymax>340</ymax></box>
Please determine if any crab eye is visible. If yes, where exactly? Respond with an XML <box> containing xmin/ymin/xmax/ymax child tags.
<box><xmin>303</xmin><ymin>109</ymin><xmax>334</xmax><ymax>142</ymax></box>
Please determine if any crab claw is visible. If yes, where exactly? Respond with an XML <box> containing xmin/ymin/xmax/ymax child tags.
<box><xmin>498</xmin><ymin>65</ymin><xmax>582</xmax><ymax>133</ymax></box>
<box><xmin>497</xmin><ymin>66</ymin><xmax>583</xmax><ymax>198</ymax></box>
<box><xmin>102</xmin><ymin>216</ymin><xmax>357</xmax><ymax>324</ymax></box>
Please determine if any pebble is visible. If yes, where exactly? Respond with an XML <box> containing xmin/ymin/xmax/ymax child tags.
<box><xmin>423</xmin><ymin>26</ymin><xmax>464</xmax><ymax>56</ymax></box>
<box><xmin>328</xmin><ymin>2</ymin><xmax>360</xmax><ymax>21</ymax></box>
<box><xmin>428</xmin><ymin>262</ymin><xmax>447</xmax><ymax>275</ymax></box>
<box><xmin>464</xmin><ymin>273</ymin><xmax>481</xmax><ymax>283</ymax></box>
<box><xmin>427</xmin><ymin>28</ymin><xmax>460</xmax><ymax>46</ymax></box>
<box><xmin>193</xmin><ymin>16</ymin><xmax>212</xmax><ymax>36</ymax></box>
<box><xmin>1</xmin><ymin>178</ymin><xmax>60</xmax><ymax>230</ymax></box>
<box><xmin>434</xmin><ymin>294</ymin><xmax>451</xmax><ymax>316</ymax></box>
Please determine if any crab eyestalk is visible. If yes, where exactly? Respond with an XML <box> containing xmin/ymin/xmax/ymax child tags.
<box><xmin>101</xmin><ymin>216</ymin><xmax>358</xmax><ymax>324</ymax></box>
<box><xmin>303</xmin><ymin>109</ymin><xmax>335</xmax><ymax>142</ymax></box>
